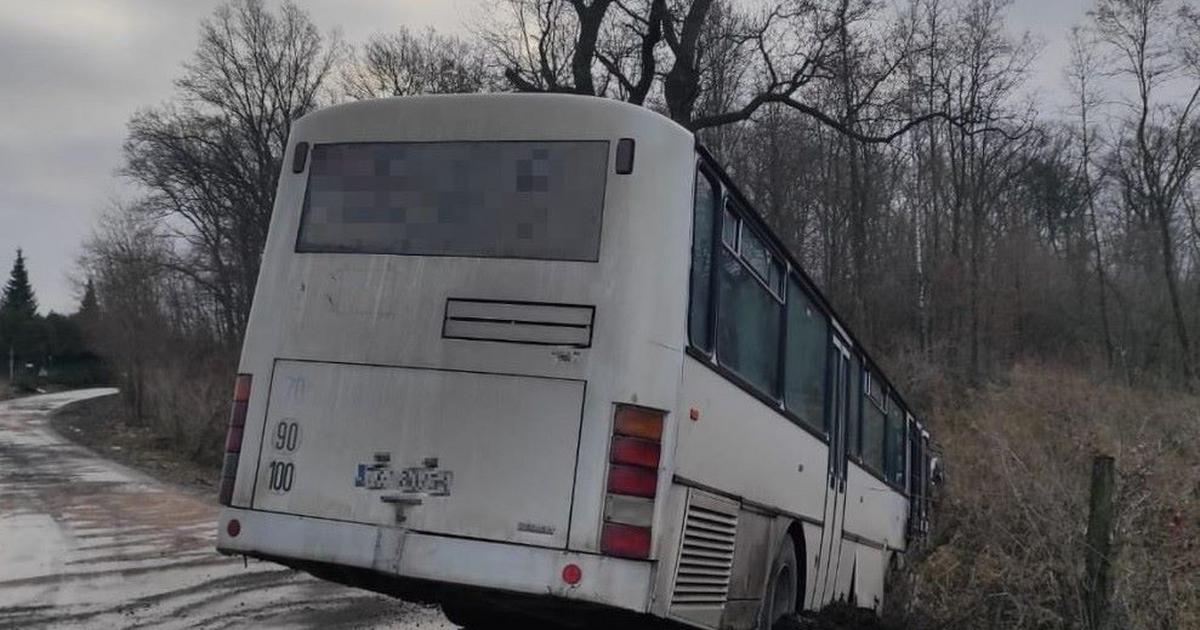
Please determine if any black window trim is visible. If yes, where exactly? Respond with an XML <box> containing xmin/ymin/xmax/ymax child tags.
<box><xmin>721</xmin><ymin>198</ymin><xmax>785</xmax><ymax>303</ymax></box>
<box><xmin>687</xmin><ymin>164</ymin><xmax>722</xmax><ymax>353</ymax></box>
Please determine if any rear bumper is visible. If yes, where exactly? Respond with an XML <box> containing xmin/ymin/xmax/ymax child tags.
<box><xmin>215</xmin><ymin>507</ymin><xmax>654</xmax><ymax>613</ymax></box>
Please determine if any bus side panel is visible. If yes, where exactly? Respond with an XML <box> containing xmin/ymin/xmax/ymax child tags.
<box><xmin>673</xmin><ymin>356</ymin><xmax>829</xmax><ymax>524</ymax></box>
<box><xmin>841</xmin><ymin>463</ymin><xmax>908</xmax><ymax>552</ymax></box>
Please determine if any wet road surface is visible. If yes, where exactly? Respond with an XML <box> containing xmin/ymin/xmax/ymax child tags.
<box><xmin>0</xmin><ymin>389</ymin><xmax>457</xmax><ymax>629</ymax></box>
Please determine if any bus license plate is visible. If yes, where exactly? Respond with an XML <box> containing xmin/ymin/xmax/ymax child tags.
<box><xmin>397</xmin><ymin>467</ymin><xmax>453</xmax><ymax>496</ymax></box>
<box><xmin>358</xmin><ymin>465</ymin><xmax>453</xmax><ymax>496</ymax></box>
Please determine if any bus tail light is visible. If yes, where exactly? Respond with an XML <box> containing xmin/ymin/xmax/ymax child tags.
<box><xmin>607</xmin><ymin>464</ymin><xmax>658</xmax><ymax>498</ymax></box>
<box><xmin>610</xmin><ymin>436</ymin><xmax>661</xmax><ymax>469</ymax></box>
<box><xmin>601</xmin><ymin>404</ymin><xmax>664</xmax><ymax>559</ymax></box>
<box><xmin>613</xmin><ymin>406</ymin><xmax>664</xmax><ymax>441</ymax></box>
<box><xmin>601</xmin><ymin>521</ymin><xmax>653</xmax><ymax>559</ymax></box>
<box><xmin>218</xmin><ymin>374</ymin><xmax>252</xmax><ymax>506</ymax></box>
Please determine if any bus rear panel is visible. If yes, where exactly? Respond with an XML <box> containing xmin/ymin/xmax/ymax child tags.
<box><xmin>216</xmin><ymin>94</ymin><xmax>697</xmax><ymax>621</ymax></box>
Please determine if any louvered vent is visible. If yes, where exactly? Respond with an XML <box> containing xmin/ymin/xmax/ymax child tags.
<box><xmin>672</xmin><ymin>500</ymin><xmax>738</xmax><ymax>607</ymax></box>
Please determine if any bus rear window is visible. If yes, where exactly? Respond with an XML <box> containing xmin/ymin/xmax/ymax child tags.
<box><xmin>296</xmin><ymin>141</ymin><xmax>609</xmax><ymax>261</ymax></box>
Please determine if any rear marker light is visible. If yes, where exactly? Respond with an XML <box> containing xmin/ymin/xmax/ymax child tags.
<box><xmin>292</xmin><ymin>141</ymin><xmax>309</xmax><ymax>173</ymax></box>
<box><xmin>226</xmin><ymin>519</ymin><xmax>241</xmax><ymax>538</ymax></box>
<box><xmin>601</xmin><ymin>522</ymin><xmax>652</xmax><ymax>559</ymax></box>
<box><xmin>562</xmin><ymin>564</ymin><xmax>582</xmax><ymax>585</ymax></box>
<box><xmin>615</xmin><ymin>138</ymin><xmax>636</xmax><ymax>174</ymax></box>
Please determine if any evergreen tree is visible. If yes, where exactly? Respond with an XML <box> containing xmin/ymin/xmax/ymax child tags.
<box><xmin>77</xmin><ymin>278</ymin><xmax>99</xmax><ymax>322</ymax></box>
<box><xmin>1</xmin><ymin>249</ymin><xmax>38</xmax><ymax>318</ymax></box>
<box><xmin>1</xmin><ymin>249</ymin><xmax>41</xmax><ymax>379</ymax></box>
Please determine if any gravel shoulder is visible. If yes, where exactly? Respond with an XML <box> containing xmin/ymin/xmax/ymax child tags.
<box><xmin>48</xmin><ymin>392</ymin><xmax>220</xmax><ymax>498</ymax></box>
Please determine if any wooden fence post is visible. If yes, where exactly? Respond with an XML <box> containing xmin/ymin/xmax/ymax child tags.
<box><xmin>1084</xmin><ymin>454</ymin><xmax>1116</xmax><ymax>630</ymax></box>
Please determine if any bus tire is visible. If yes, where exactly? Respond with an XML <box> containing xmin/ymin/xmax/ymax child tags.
<box><xmin>758</xmin><ymin>538</ymin><xmax>799</xmax><ymax>629</ymax></box>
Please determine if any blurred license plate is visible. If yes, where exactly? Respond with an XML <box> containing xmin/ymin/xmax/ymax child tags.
<box><xmin>359</xmin><ymin>466</ymin><xmax>453</xmax><ymax>496</ymax></box>
<box><xmin>397</xmin><ymin>467</ymin><xmax>453</xmax><ymax>496</ymax></box>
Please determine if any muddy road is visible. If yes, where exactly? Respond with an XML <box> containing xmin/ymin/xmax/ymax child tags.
<box><xmin>0</xmin><ymin>389</ymin><xmax>457</xmax><ymax>629</ymax></box>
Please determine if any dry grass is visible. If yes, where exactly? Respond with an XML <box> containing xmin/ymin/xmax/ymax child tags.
<box><xmin>891</xmin><ymin>363</ymin><xmax>1200</xmax><ymax>629</ymax></box>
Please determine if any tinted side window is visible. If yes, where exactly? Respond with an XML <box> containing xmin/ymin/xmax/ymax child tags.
<box><xmin>784</xmin><ymin>278</ymin><xmax>828</xmax><ymax>431</ymax></box>
<box><xmin>862</xmin><ymin>372</ymin><xmax>886</xmax><ymax>473</ymax></box>
<box><xmin>886</xmin><ymin>395</ymin><xmax>906</xmax><ymax>486</ymax></box>
<box><xmin>716</xmin><ymin>201</ymin><xmax>782</xmax><ymax>396</ymax></box>
<box><xmin>689</xmin><ymin>169</ymin><xmax>719</xmax><ymax>351</ymax></box>
<box><xmin>847</xmin><ymin>354</ymin><xmax>861</xmax><ymax>457</ymax></box>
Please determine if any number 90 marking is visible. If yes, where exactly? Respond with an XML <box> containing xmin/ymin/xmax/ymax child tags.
<box><xmin>273</xmin><ymin>420</ymin><xmax>300</xmax><ymax>451</ymax></box>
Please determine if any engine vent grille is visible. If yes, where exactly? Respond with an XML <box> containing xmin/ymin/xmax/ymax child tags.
<box><xmin>672</xmin><ymin>500</ymin><xmax>738</xmax><ymax>606</ymax></box>
<box><xmin>442</xmin><ymin>298</ymin><xmax>594</xmax><ymax>347</ymax></box>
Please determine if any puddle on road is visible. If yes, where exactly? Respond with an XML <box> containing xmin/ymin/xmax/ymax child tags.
<box><xmin>0</xmin><ymin>513</ymin><xmax>69</xmax><ymax>581</ymax></box>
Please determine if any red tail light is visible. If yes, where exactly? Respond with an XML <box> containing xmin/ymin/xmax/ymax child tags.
<box><xmin>610</xmin><ymin>436</ymin><xmax>661</xmax><ymax>469</ymax></box>
<box><xmin>218</xmin><ymin>374</ymin><xmax>252</xmax><ymax>506</ymax></box>
<box><xmin>601</xmin><ymin>404</ymin><xmax>665</xmax><ymax>559</ymax></box>
<box><xmin>601</xmin><ymin>522</ymin><xmax>652</xmax><ymax>559</ymax></box>
<box><xmin>614</xmin><ymin>405</ymin><xmax>664</xmax><ymax>441</ymax></box>
<box><xmin>607</xmin><ymin>464</ymin><xmax>658</xmax><ymax>498</ymax></box>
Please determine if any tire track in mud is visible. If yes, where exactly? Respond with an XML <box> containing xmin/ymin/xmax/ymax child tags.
<box><xmin>0</xmin><ymin>390</ymin><xmax>455</xmax><ymax>629</ymax></box>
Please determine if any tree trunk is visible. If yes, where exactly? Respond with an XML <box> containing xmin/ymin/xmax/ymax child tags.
<box><xmin>1154</xmin><ymin>203</ymin><xmax>1195</xmax><ymax>385</ymax></box>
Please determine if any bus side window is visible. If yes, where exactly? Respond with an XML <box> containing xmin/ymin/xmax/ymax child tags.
<box><xmin>783</xmin><ymin>277</ymin><xmax>828</xmax><ymax>432</ymax></box>
<box><xmin>715</xmin><ymin>199</ymin><xmax>783</xmax><ymax>397</ymax></box>
<box><xmin>862</xmin><ymin>371</ymin><xmax>886</xmax><ymax>474</ymax></box>
<box><xmin>688</xmin><ymin>168</ymin><xmax>720</xmax><ymax>352</ymax></box>
<box><xmin>847</xmin><ymin>353</ymin><xmax>862</xmax><ymax>458</ymax></box>
<box><xmin>885</xmin><ymin>394</ymin><xmax>906</xmax><ymax>487</ymax></box>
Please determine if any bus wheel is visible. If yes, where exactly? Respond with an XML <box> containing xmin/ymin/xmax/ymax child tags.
<box><xmin>758</xmin><ymin>540</ymin><xmax>799</xmax><ymax>629</ymax></box>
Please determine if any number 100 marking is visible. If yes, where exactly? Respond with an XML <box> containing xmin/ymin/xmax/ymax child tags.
<box><xmin>267</xmin><ymin>460</ymin><xmax>295</xmax><ymax>493</ymax></box>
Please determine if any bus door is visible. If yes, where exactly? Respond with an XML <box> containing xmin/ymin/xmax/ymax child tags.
<box><xmin>907</xmin><ymin>417</ymin><xmax>923</xmax><ymax>541</ymax></box>
<box><xmin>812</xmin><ymin>334</ymin><xmax>851</xmax><ymax>607</ymax></box>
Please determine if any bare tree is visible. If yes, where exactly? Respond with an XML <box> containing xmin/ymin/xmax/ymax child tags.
<box><xmin>342</xmin><ymin>28</ymin><xmax>492</xmax><ymax>98</ymax></box>
<box><xmin>1095</xmin><ymin>0</ymin><xmax>1200</xmax><ymax>384</ymax></box>
<box><xmin>123</xmin><ymin>0</ymin><xmax>341</xmax><ymax>344</ymax></box>
<box><xmin>483</xmin><ymin>0</ymin><xmax>986</xmax><ymax>142</ymax></box>
<box><xmin>1066</xmin><ymin>26</ymin><xmax>1118</xmax><ymax>372</ymax></box>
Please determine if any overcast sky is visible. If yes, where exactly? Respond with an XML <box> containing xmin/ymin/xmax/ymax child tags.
<box><xmin>0</xmin><ymin>0</ymin><xmax>1088</xmax><ymax>314</ymax></box>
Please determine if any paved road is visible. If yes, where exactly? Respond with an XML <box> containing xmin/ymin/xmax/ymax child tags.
<box><xmin>0</xmin><ymin>389</ymin><xmax>457</xmax><ymax>629</ymax></box>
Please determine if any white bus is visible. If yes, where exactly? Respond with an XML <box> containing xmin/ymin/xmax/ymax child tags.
<box><xmin>215</xmin><ymin>94</ymin><xmax>933</xmax><ymax>629</ymax></box>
